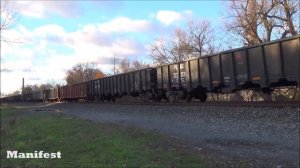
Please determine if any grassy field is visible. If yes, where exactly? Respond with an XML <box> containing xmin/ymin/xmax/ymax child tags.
<box><xmin>1</xmin><ymin>107</ymin><xmax>208</xmax><ymax>168</ymax></box>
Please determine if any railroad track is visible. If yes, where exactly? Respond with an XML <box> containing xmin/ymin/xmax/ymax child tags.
<box><xmin>92</xmin><ymin>101</ymin><xmax>300</xmax><ymax>108</ymax></box>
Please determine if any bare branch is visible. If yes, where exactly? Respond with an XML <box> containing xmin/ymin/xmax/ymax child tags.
<box><xmin>1</xmin><ymin>1</ymin><xmax>21</xmax><ymax>42</ymax></box>
<box><xmin>223</xmin><ymin>0</ymin><xmax>299</xmax><ymax>46</ymax></box>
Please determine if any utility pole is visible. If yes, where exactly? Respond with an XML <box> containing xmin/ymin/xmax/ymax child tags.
<box><xmin>22</xmin><ymin>78</ymin><xmax>24</xmax><ymax>101</ymax></box>
<box><xmin>113</xmin><ymin>54</ymin><xmax>116</xmax><ymax>75</ymax></box>
<box><xmin>113</xmin><ymin>54</ymin><xmax>118</xmax><ymax>75</ymax></box>
<box><xmin>22</xmin><ymin>78</ymin><xmax>24</xmax><ymax>92</ymax></box>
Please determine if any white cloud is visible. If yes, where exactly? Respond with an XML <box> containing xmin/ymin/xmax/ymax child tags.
<box><xmin>12</xmin><ymin>1</ymin><xmax>81</xmax><ymax>18</ymax></box>
<box><xmin>1</xmin><ymin>57</ymin><xmax>34</xmax><ymax>93</ymax></box>
<box><xmin>155</xmin><ymin>10</ymin><xmax>193</xmax><ymax>25</ymax></box>
<box><xmin>0</xmin><ymin>25</ymin><xmax>32</xmax><ymax>44</ymax></box>
<box><xmin>19</xmin><ymin>2</ymin><xmax>45</xmax><ymax>18</ymax></box>
<box><xmin>111</xmin><ymin>39</ymin><xmax>142</xmax><ymax>56</ymax></box>
<box><xmin>1</xmin><ymin>20</ymin><xmax>148</xmax><ymax>94</ymax></box>
<box><xmin>156</xmin><ymin>10</ymin><xmax>183</xmax><ymax>25</ymax></box>
<box><xmin>183</xmin><ymin>10</ymin><xmax>193</xmax><ymax>16</ymax></box>
<box><xmin>2</xmin><ymin>59</ymin><xmax>33</xmax><ymax>72</ymax></box>
<box><xmin>33</xmin><ymin>24</ymin><xmax>66</xmax><ymax>37</ymax></box>
<box><xmin>98</xmin><ymin>16</ymin><xmax>151</xmax><ymax>33</ymax></box>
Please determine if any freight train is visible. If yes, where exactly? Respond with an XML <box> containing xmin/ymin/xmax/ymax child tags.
<box><xmin>1</xmin><ymin>35</ymin><xmax>299</xmax><ymax>103</ymax></box>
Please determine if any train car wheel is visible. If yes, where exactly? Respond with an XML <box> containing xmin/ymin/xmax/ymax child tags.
<box><xmin>199</xmin><ymin>93</ymin><xmax>207</xmax><ymax>102</ymax></box>
<box><xmin>186</xmin><ymin>94</ymin><xmax>192</xmax><ymax>102</ymax></box>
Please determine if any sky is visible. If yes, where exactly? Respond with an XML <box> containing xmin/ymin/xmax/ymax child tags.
<box><xmin>1</xmin><ymin>0</ymin><xmax>225</xmax><ymax>95</ymax></box>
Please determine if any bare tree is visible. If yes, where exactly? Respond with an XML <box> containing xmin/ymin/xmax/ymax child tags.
<box><xmin>22</xmin><ymin>84</ymin><xmax>53</xmax><ymax>93</ymax></box>
<box><xmin>6</xmin><ymin>90</ymin><xmax>21</xmax><ymax>96</ymax></box>
<box><xmin>12</xmin><ymin>90</ymin><xmax>21</xmax><ymax>95</ymax></box>
<box><xmin>65</xmin><ymin>63</ymin><xmax>105</xmax><ymax>85</ymax></box>
<box><xmin>118</xmin><ymin>58</ymin><xmax>149</xmax><ymax>73</ymax></box>
<box><xmin>118</xmin><ymin>57</ymin><xmax>131</xmax><ymax>73</ymax></box>
<box><xmin>38</xmin><ymin>83</ymin><xmax>55</xmax><ymax>90</ymax></box>
<box><xmin>1</xmin><ymin>1</ymin><xmax>19</xmax><ymax>42</ymax></box>
<box><xmin>150</xmin><ymin>38</ymin><xmax>175</xmax><ymax>65</ymax></box>
<box><xmin>22</xmin><ymin>85</ymin><xmax>34</xmax><ymax>94</ymax></box>
<box><xmin>131</xmin><ymin>60</ymin><xmax>149</xmax><ymax>70</ymax></box>
<box><xmin>188</xmin><ymin>20</ymin><xmax>218</xmax><ymax>57</ymax></box>
<box><xmin>269</xmin><ymin>0</ymin><xmax>299</xmax><ymax>37</ymax></box>
<box><xmin>150</xmin><ymin>28</ymin><xmax>193</xmax><ymax>65</ymax></box>
<box><xmin>172</xmin><ymin>29</ymin><xmax>193</xmax><ymax>60</ymax></box>
<box><xmin>150</xmin><ymin>20</ymin><xmax>219</xmax><ymax>65</ymax></box>
<box><xmin>224</xmin><ymin>0</ymin><xmax>262</xmax><ymax>45</ymax></box>
<box><xmin>224</xmin><ymin>0</ymin><xmax>299</xmax><ymax>46</ymax></box>
<box><xmin>256</xmin><ymin>0</ymin><xmax>299</xmax><ymax>40</ymax></box>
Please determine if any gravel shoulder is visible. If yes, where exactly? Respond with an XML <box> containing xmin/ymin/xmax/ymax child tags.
<box><xmin>3</xmin><ymin>102</ymin><xmax>299</xmax><ymax>167</ymax></box>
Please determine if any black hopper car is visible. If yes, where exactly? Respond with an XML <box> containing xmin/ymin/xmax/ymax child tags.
<box><xmin>156</xmin><ymin>35</ymin><xmax>300</xmax><ymax>102</ymax></box>
<box><xmin>88</xmin><ymin>68</ymin><xmax>157</xmax><ymax>102</ymax></box>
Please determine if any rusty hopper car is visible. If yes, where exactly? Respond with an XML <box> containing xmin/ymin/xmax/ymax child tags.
<box><xmin>159</xmin><ymin>35</ymin><xmax>299</xmax><ymax>102</ymax></box>
<box><xmin>60</xmin><ymin>82</ymin><xmax>88</xmax><ymax>102</ymax></box>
